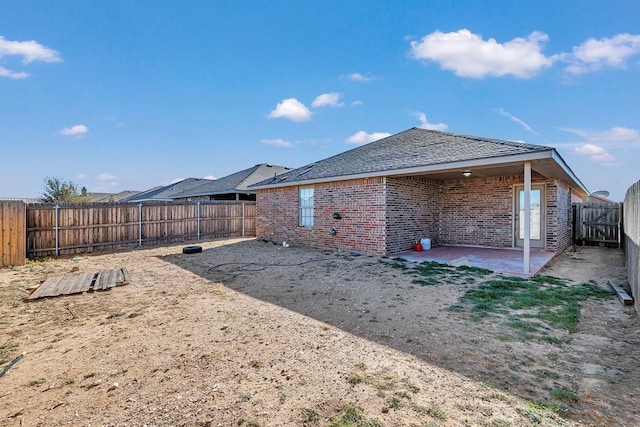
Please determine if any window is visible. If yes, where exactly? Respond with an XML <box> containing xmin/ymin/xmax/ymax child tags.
<box><xmin>299</xmin><ymin>187</ymin><xmax>314</xmax><ymax>227</ymax></box>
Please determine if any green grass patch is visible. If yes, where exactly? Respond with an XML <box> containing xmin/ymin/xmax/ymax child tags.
<box><xmin>328</xmin><ymin>406</ymin><xmax>382</xmax><ymax>427</ymax></box>
<box><xmin>301</xmin><ymin>408</ymin><xmax>320</xmax><ymax>427</ymax></box>
<box><xmin>0</xmin><ymin>341</ymin><xmax>20</xmax><ymax>365</ymax></box>
<box><xmin>452</xmin><ymin>277</ymin><xmax>613</xmax><ymax>340</ymax></box>
<box><xmin>551</xmin><ymin>388</ymin><xmax>578</xmax><ymax>402</ymax></box>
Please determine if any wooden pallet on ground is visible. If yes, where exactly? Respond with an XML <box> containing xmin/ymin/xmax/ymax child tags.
<box><xmin>28</xmin><ymin>268</ymin><xmax>130</xmax><ymax>300</ymax></box>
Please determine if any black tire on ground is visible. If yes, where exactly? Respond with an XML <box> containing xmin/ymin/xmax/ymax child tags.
<box><xmin>182</xmin><ymin>245</ymin><xmax>203</xmax><ymax>254</ymax></box>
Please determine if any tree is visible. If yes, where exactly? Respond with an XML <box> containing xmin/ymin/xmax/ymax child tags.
<box><xmin>40</xmin><ymin>177</ymin><xmax>87</xmax><ymax>203</ymax></box>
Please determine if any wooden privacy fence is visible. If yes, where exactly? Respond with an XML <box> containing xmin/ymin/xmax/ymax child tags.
<box><xmin>572</xmin><ymin>202</ymin><xmax>622</xmax><ymax>248</ymax></box>
<box><xmin>0</xmin><ymin>201</ymin><xmax>26</xmax><ymax>267</ymax></box>
<box><xmin>25</xmin><ymin>201</ymin><xmax>256</xmax><ymax>258</ymax></box>
<box><xmin>623</xmin><ymin>181</ymin><xmax>640</xmax><ymax>314</ymax></box>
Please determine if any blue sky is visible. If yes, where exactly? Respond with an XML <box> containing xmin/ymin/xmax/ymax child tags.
<box><xmin>1</xmin><ymin>1</ymin><xmax>639</xmax><ymax>201</ymax></box>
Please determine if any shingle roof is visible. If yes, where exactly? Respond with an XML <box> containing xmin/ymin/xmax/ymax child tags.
<box><xmin>178</xmin><ymin>164</ymin><xmax>292</xmax><ymax>198</ymax></box>
<box><xmin>252</xmin><ymin>128</ymin><xmax>553</xmax><ymax>187</ymax></box>
<box><xmin>126</xmin><ymin>178</ymin><xmax>214</xmax><ymax>202</ymax></box>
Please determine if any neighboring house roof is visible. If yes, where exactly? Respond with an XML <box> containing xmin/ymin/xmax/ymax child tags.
<box><xmin>0</xmin><ymin>197</ymin><xmax>41</xmax><ymax>204</ymax></box>
<box><xmin>86</xmin><ymin>191</ymin><xmax>142</xmax><ymax>203</ymax></box>
<box><xmin>251</xmin><ymin>127</ymin><xmax>589</xmax><ymax>196</ymax></box>
<box><xmin>126</xmin><ymin>178</ymin><xmax>214</xmax><ymax>202</ymax></box>
<box><xmin>176</xmin><ymin>164</ymin><xmax>292</xmax><ymax>199</ymax></box>
<box><xmin>583</xmin><ymin>193</ymin><xmax>618</xmax><ymax>204</ymax></box>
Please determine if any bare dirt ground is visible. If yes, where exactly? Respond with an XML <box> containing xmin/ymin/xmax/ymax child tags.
<box><xmin>1</xmin><ymin>238</ymin><xmax>638</xmax><ymax>426</ymax></box>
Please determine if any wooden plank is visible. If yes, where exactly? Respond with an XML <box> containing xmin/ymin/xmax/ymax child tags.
<box><xmin>120</xmin><ymin>267</ymin><xmax>130</xmax><ymax>283</ymax></box>
<box><xmin>28</xmin><ymin>275</ymin><xmax>65</xmax><ymax>299</ymax></box>
<box><xmin>95</xmin><ymin>269</ymin><xmax>114</xmax><ymax>291</ymax></box>
<box><xmin>95</xmin><ymin>268</ymin><xmax>130</xmax><ymax>290</ymax></box>
<box><xmin>60</xmin><ymin>272</ymin><xmax>95</xmax><ymax>295</ymax></box>
<box><xmin>607</xmin><ymin>279</ymin><xmax>634</xmax><ymax>306</ymax></box>
<box><xmin>28</xmin><ymin>272</ymin><xmax>95</xmax><ymax>299</ymax></box>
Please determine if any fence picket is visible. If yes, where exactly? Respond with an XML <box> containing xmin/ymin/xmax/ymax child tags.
<box><xmin>21</xmin><ymin>201</ymin><xmax>256</xmax><ymax>258</ymax></box>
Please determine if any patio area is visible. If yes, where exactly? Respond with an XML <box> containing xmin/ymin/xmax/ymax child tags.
<box><xmin>392</xmin><ymin>245</ymin><xmax>558</xmax><ymax>276</ymax></box>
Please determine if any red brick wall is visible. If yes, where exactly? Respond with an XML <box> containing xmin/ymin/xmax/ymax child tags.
<box><xmin>385</xmin><ymin>176</ymin><xmax>440</xmax><ymax>253</ymax></box>
<box><xmin>439</xmin><ymin>174</ymin><xmax>557</xmax><ymax>248</ymax></box>
<box><xmin>547</xmin><ymin>181</ymin><xmax>573</xmax><ymax>252</ymax></box>
<box><xmin>256</xmin><ymin>178</ymin><xmax>387</xmax><ymax>255</ymax></box>
<box><xmin>439</xmin><ymin>175</ymin><xmax>520</xmax><ymax>247</ymax></box>
<box><xmin>257</xmin><ymin>173</ymin><xmax>573</xmax><ymax>255</ymax></box>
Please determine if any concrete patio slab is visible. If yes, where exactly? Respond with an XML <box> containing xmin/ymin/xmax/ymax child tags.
<box><xmin>392</xmin><ymin>245</ymin><xmax>557</xmax><ymax>276</ymax></box>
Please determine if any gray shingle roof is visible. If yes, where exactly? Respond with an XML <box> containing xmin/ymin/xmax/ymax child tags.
<box><xmin>178</xmin><ymin>164</ymin><xmax>292</xmax><ymax>198</ymax></box>
<box><xmin>126</xmin><ymin>178</ymin><xmax>214</xmax><ymax>202</ymax></box>
<box><xmin>252</xmin><ymin>128</ymin><xmax>553</xmax><ymax>187</ymax></box>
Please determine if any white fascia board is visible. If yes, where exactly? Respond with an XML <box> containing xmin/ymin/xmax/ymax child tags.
<box><xmin>551</xmin><ymin>150</ymin><xmax>589</xmax><ymax>196</ymax></box>
<box><xmin>253</xmin><ymin>151</ymin><xmax>554</xmax><ymax>190</ymax></box>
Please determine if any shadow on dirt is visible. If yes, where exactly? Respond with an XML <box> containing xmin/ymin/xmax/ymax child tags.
<box><xmin>161</xmin><ymin>239</ymin><xmax>640</xmax><ymax>426</ymax></box>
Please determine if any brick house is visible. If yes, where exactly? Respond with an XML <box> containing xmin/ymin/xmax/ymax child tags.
<box><xmin>252</xmin><ymin>128</ymin><xmax>588</xmax><ymax>262</ymax></box>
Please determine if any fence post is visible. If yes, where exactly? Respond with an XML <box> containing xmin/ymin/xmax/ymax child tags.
<box><xmin>197</xmin><ymin>201</ymin><xmax>201</xmax><ymax>240</ymax></box>
<box><xmin>242</xmin><ymin>202</ymin><xmax>245</xmax><ymax>237</ymax></box>
<box><xmin>138</xmin><ymin>203</ymin><xmax>143</xmax><ymax>247</ymax></box>
<box><xmin>54</xmin><ymin>205</ymin><xmax>60</xmax><ymax>256</ymax></box>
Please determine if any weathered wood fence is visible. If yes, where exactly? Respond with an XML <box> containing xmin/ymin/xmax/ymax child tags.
<box><xmin>623</xmin><ymin>181</ymin><xmax>640</xmax><ymax>314</ymax></box>
<box><xmin>10</xmin><ymin>201</ymin><xmax>255</xmax><ymax>259</ymax></box>
<box><xmin>572</xmin><ymin>202</ymin><xmax>622</xmax><ymax>248</ymax></box>
<box><xmin>0</xmin><ymin>201</ymin><xmax>26</xmax><ymax>267</ymax></box>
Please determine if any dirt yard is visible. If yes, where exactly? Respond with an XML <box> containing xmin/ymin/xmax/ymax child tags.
<box><xmin>1</xmin><ymin>238</ymin><xmax>638</xmax><ymax>426</ymax></box>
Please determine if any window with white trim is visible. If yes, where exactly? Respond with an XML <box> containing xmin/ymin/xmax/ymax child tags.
<box><xmin>299</xmin><ymin>187</ymin><xmax>314</xmax><ymax>227</ymax></box>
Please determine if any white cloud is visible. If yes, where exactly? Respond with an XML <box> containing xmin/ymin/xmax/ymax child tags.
<box><xmin>164</xmin><ymin>177</ymin><xmax>185</xmax><ymax>185</ymax></box>
<box><xmin>0</xmin><ymin>35</ymin><xmax>61</xmax><ymax>63</ymax></box>
<box><xmin>0</xmin><ymin>65</ymin><xmax>28</xmax><ymax>79</ymax></box>
<box><xmin>413</xmin><ymin>111</ymin><xmax>448</xmax><ymax>131</ymax></box>
<box><xmin>346</xmin><ymin>130</ymin><xmax>392</xmax><ymax>145</ymax></box>
<box><xmin>202</xmin><ymin>175</ymin><xmax>217</xmax><ymax>180</ymax></box>
<box><xmin>590</xmin><ymin>126</ymin><xmax>639</xmax><ymax>142</ymax></box>
<box><xmin>267</xmin><ymin>98</ymin><xmax>312</xmax><ymax>122</ymax></box>
<box><xmin>97</xmin><ymin>173</ymin><xmax>115</xmax><ymax>181</ymax></box>
<box><xmin>261</xmin><ymin>138</ymin><xmax>295</xmax><ymax>148</ymax></box>
<box><xmin>312</xmin><ymin>92</ymin><xmax>344</xmax><ymax>108</ymax></box>
<box><xmin>59</xmin><ymin>124</ymin><xmax>89</xmax><ymax>136</ymax></box>
<box><xmin>0</xmin><ymin>35</ymin><xmax>61</xmax><ymax>79</ymax></box>
<box><xmin>345</xmin><ymin>72</ymin><xmax>376</xmax><ymax>82</ymax></box>
<box><xmin>77</xmin><ymin>173</ymin><xmax>87</xmax><ymax>180</ymax></box>
<box><xmin>410</xmin><ymin>29</ymin><xmax>555</xmax><ymax>78</ymax></box>
<box><xmin>559</xmin><ymin>126</ymin><xmax>639</xmax><ymax>144</ymax></box>
<box><xmin>351</xmin><ymin>100</ymin><xmax>363</xmax><ymax>106</ymax></box>
<box><xmin>566</xmin><ymin>33</ymin><xmax>640</xmax><ymax>75</ymax></box>
<box><xmin>497</xmin><ymin>108</ymin><xmax>537</xmax><ymax>134</ymax></box>
<box><xmin>574</xmin><ymin>144</ymin><xmax>615</xmax><ymax>163</ymax></box>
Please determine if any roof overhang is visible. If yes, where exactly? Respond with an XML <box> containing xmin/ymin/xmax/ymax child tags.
<box><xmin>253</xmin><ymin>150</ymin><xmax>589</xmax><ymax>197</ymax></box>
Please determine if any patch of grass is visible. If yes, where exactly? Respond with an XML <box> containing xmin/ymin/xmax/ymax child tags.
<box><xmin>401</xmin><ymin>377</ymin><xmax>420</xmax><ymax>393</ymax></box>
<box><xmin>348</xmin><ymin>373</ymin><xmax>364</xmax><ymax>385</ymax></box>
<box><xmin>388</xmin><ymin>396</ymin><xmax>401</xmax><ymax>409</ymax></box>
<box><xmin>28</xmin><ymin>377</ymin><xmax>46</xmax><ymax>387</ymax></box>
<box><xmin>453</xmin><ymin>276</ymin><xmax>613</xmax><ymax>340</ymax></box>
<box><xmin>0</xmin><ymin>340</ymin><xmax>20</xmax><ymax>364</ymax></box>
<box><xmin>107</xmin><ymin>311</ymin><xmax>126</xmax><ymax>319</ymax></box>
<box><xmin>128</xmin><ymin>312</ymin><xmax>142</xmax><ymax>318</ymax></box>
<box><xmin>301</xmin><ymin>408</ymin><xmax>319</xmax><ymax>426</ymax></box>
<box><xmin>249</xmin><ymin>360</ymin><xmax>262</xmax><ymax>368</ymax></box>
<box><xmin>551</xmin><ymin>388</ymin><xmax>578</xmax><ymax>402</ymax></box>
<box><xmin>517</xmin><ymin>399</ymin><xmax>573</xmax><ymax>426</ymax></box>
<box><xmin>328</xmin><ymin>406</ymin><xmax>382</xmax><ymax>427</ymax></box>
<box><xmin>425</xmin><ymin>406</ymin><xmax>447</xmax><ymax>420</ymax></box>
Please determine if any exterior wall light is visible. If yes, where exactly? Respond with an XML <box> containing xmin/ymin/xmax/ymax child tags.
<box><xmin>332</xmin><ymin>212</ymin><xmax>342</xmax><ymax>219</ymax></box>
<box><xmin>462</xmin><ymin>171</ymin><xmax>472</xmax><ymax>177</ymax></box>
